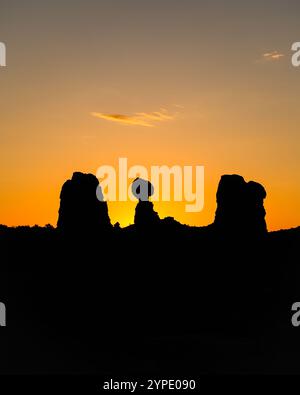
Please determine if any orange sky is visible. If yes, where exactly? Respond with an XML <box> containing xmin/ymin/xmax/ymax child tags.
<box><xmin>0</xmin><ymin>1</ymin><xmax>300</xmax><ymax>230</ymax></box>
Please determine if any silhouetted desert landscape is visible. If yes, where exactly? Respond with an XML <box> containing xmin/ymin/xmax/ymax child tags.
<box><xmin>2</xmin><ymin>172</ymin><xmax>300</xmax><ymax>374</ymax></box>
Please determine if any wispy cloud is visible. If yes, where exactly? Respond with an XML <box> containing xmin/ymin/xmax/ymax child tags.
<box><xmin>262</xmin><ymin>50</ymin><xmax>285</xmax><ymax>61</ymax></box>
<box><xmin>91</xmin><ymin>108</ymin><xmax>175</xmax><ymax>127</ymax></box>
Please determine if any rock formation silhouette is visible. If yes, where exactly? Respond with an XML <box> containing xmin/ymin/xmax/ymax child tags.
<box><xmin>132</xmin><ymin>178</ymin><xmax>160</xmax><ymax>228</ymax></box>
<box><xmin>4</xmin><ymin>169</ymin><xmax>300</xmax><ymax>375</ymax></box>
<box><xmin>57</xmin><ymin>172</ymin><xmax>111</xmax><ymax>234</ymax></box>
<box><xmin>214</xmin><ymin>174</ymin><xmax>267</xmax><ymax>237</ymax></box>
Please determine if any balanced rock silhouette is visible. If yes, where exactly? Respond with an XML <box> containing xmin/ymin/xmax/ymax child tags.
<box><xmin>132</xmin><ymin>178</ymin><xmax>160</xmax><ymax>228</ymax></box>
<box><xmin>214</xmin><ymin>174</ymin><xmax>267</xmax><ymax>237</ymax></box>
<box><xmin>57</xmin><ymin>172</ymin><xmax>111</xmax><ymax>234</ymax></box>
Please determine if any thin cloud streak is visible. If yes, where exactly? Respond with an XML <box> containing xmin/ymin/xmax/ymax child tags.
<box><xmin>262</xmin><ymin>51</ymin><xmax>285</xmax><ymax>61</ymax></box>
<box><xmin>91</xmin><ymin>108</ymin><xmax>175</xmax><ymax>127</ymax></box>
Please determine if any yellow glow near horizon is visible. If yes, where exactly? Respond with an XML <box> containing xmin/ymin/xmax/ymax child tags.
<box><xmin>1</xmin><ymin>1</ymin><xmax>300</xmax><ymax>231</ymax></box>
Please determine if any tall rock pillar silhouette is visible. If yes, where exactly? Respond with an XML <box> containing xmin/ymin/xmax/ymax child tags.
<box><xmin>214</xmin><ymin>174</ymin><xmax>267</xmax><ymax>237</ymax></box>
<box><xmin>57</xmin><ymin>172</ymin><xmax>111</xmax><ymax>235</ymax></box>
<box><xmin>132</xmin><ymin>178</ymin><xmax>160</xmax><ymax>228</ymax></box>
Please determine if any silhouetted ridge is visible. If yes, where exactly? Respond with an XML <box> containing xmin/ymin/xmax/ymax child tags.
<box><xmin>57</xmin><ymin>172</ymin><xmax>111</xmax><ymax>234</ymax></box>
<box><xmin>3</xmin><ymin>169</ymin><xmax>300</xmax><ymax>375</ymax></box>
<box><xmin>214</xmin><ymin>174</ymin><xmax>267</xmax><ymax>237</ymax></box>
